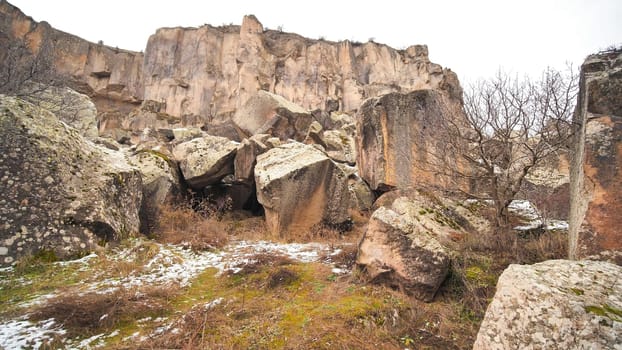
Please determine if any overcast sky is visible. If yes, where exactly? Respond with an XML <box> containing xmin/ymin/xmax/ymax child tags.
<box><xmin>8</xmin><ymin>0</ymin><xmax>622</xmax><ymax>82</ymax></box>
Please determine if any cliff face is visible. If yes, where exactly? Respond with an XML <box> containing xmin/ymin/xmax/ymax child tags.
<box><xmin>143</xmin><ymin>15</ymin><xmax>461</xmax><ymax>122</ymax></box>
<box><xmin>0</xmin><ymin>1</ymin><xmax>144</xmax><ymax>120</ymax></box>
<box><xmin>1</xmin><ymin>2</ymin><xmax>461</xmax><ymax>132</ymax></box>
<box><xmin>568</xmin><ymin>49</ymin><xmax>622</xmax><ymax>264</ymax></box>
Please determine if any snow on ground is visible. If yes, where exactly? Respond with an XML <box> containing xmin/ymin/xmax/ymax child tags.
<box><xmin>0</xmin><ymin>239</ymin><xmax>347</xmax><ymax>349</ymax></box>
<box><xmin>508</xmin><ymin>199</ymin><xmax>568</xmax><ymax>231</ymax></box>
<box><xmin>0</xmin><ymin>318</ymin><xmax>65</xmax><ymax>349</ymax></box>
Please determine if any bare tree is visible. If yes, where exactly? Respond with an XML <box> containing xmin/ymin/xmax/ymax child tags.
<box><xmin>429</xmin><ymin>67</ymin><xmax>578</xmax><ymax>230</ymax></box>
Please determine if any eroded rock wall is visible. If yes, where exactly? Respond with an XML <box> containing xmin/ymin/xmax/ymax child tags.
<box><xmin>569</xmin><ymin>49</ymin><xmax>622</xmax><ymax>263</ymax></box>
<box><xmin>0</xmin><ymin>1</ymin><xmax>144</xmax><ymax>126</ymax></box>
<box><xmin>143</xmin><ymin>14</ymin><xmax>460</xmax><ymax>122</ymax></box>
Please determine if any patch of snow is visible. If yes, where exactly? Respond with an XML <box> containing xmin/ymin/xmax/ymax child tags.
<box><xmin>72</xmin><ymin>332</ymin><xmax>106</xmax><ymax>349</ymax></box>
<box><xmin>331</xmin><ymin>267</ymin><xmax>347</xmax><ymax>275</ymax></box>
<box><xmin>204</xmin><ymin>297</ymin><xmax>224</xmax><ymax>310</ymax></box>
<box><xmin>0</xmin><ymin>318</ymin><xmax>66</xmax><ymax>349</ymax></box>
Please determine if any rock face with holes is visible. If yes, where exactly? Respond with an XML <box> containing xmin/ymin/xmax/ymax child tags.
<box><xmin>356</xmin><ymin>89</ymin><xmax>464</xmax><ymax>192</ymax></box>
<box><xmin>254</xmin><ymin>143</ymin><xmax>350</xmax><ymax>236</ymax></box>
<box><xmin>0</xmin><ymin>96</ymin><xmax>142</xmax><ymax>265</ymax></box>
<box><xmin>474</xmin><ymin>260</ymin><xmax>622</xmax><ymax>349</ymax></box>
<box><xmin>569</xmin><ymin>49</ymin><xmax>622</xmax><ymax>263</ymax></box>
<box><xmin>172</xmin><ymin>135</ymin><xmax>238</xmax><ymax>190</ymax></box>
<box><xmin>356</xmin><ymin>201</ymin><xmax>451</xmax><ymax>302</ymax></box>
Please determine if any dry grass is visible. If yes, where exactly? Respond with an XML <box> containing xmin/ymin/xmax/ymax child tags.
<box><xmin>30</xmin><ymin>284</ymin><xmax>181</xmax><ymax>338</ymax></box>
<box><xmin>153</xmin><ymin>203</ymin><xmax>229</xmax><ymax>251</ymax></box>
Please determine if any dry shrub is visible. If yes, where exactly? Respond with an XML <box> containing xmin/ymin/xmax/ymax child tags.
<box><xmin>153</xmin><ymin>203</ymin><xmax>229</xmax><ymax>251</ymax></box>
<box><xmin>266</xmin><ymin>268</ymin><xmax>299</xmax><ymax>289</ymax></box>
<box><xmin>228</xmin><ymin>253</ymin><xmax>293</xmax><ymax>276</ymax></box>
<box><xmin>30</xmin><ymin>284</ymin><xmax>180</xmax><ymax>338</ymax></box>
<box><xmin>322</xmin><ymin>243</ymin><xmax>358</xmax><ymax>270</ymax></box>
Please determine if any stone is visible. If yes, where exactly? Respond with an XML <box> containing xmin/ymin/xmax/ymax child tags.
<box><xmin>356</xmin><ymin>89</ymin><xmax>463</xmax><ymax>192</ymax></box>
<box><xmin>0</xmin><ymin>96</ymin><xmax>142</xmax><ymax>265</ymax></box>
<box><xmin>18</xmin><ymin>82</ymin><xmax>99</xmax><ymax>138</ymax></box>
<box><xmin>254</xmin><ymin>142</ymin><xmax>350</xmax><ymax>236</ymax></box>
<box><xmin>232</xmin><ymin>90</ymin><xmax>314</xmax><ymax>141</ymax></box>
<box><xmin>473</xmin><ymin>260</ymin><xmax>622</xmax><ymax>349</ymax></box>
<box><xmin>126</xmin><ymin>149</ymin><xmax>181</xmax><ymax>234</ymax></box>
<box><xmin>356</xmin><ymin>204</ymin><xmax>450</xmax><ymax>302</ymax></box>
<box><xmin>172</xmin><ymin>135</ymin><xmax>238</xmax><ymax>189</ymax></box>
<box><xmin>234</xmin><ymin>134</ymin><xmax>275</xmax><ymax>183</ymax></box>
<box><xmin>569</xmin><ymin>49</ymin><xmax>622</xmax><ymax>263</ymax></box>
<box><xmin>348</xmin><ymin>174</ymin><xmax>375</xmax><ymax>212</ymax></box>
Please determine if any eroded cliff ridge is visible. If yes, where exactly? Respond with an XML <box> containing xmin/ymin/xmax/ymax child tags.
<box><xmin>0</xmin><ymin>2</ymin><xmax>461</xmax><ymax>133</ymax></box>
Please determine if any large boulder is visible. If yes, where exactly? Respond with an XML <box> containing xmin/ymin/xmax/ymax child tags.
<box><xmin>569</xmin><ymin>49</ymin><xmax>622</xmax><ymax>263</ymax></box>
<box><xmin>172</xmin><ymin>135</ymin><xmax>238</xmax><ymax>189</ymax></box>
<box><xmin>254</xmin><ymin>143</ymin><xmax>350</xmax><ymax>236</ymax></box>
<box><xmin>234</xmin><ymin>134</ymin><xmax>281</xmax><ymax>183</ymax></box>
<box><xmin>232</xmin><ymin>90</ymin><xmax>314</xmax><ymax>142</ymax></box>
<box><xmin>474</xmin><ymin>260</ymin><xmax>622</xmax><ymax>349</ymax></box>
<box><xmin>356</xmin><ymin>204</ymin><xmax>450</xmax><ymax>302</ymax></box>
<box><xmin>126</xmin><ymin>150</ymin><xmax>182</xmax><ymax>234</ymax></box>
<box><xmin>356</xmin><ymin>89</ymin><xmax>463</xmax><ymax>191</ymax></box>
<box><xmin>18</xmin><ymin>82</ymin><xmax>99</xmax><ymax>138</ymax></box>
<box><xmin>0</xmin><ymin>96</ymin><xmax>142</xmax><ymax>265</ymax></box>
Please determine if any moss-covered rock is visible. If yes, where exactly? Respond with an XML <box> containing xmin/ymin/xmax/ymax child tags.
<box><xmin>0</xmin><ymin>96</ymin><xmax>142</xmax><ymax>265</ymax></box>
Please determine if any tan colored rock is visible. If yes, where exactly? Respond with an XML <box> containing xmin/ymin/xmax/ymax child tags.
<box><xmin>254</xmin><ymin>143</ymin><xmax>350</xmax><ymax>236</ymax></box>
<box><xmin>569</xmin><ymin>50</ymin><xmax>622</xmax><ymax>263</ymax></box>
<box><xmin>0</xmin><ymin>1</ymin><xmax>143</xmax><ymax>131</ymax></box>
<box><xmin>356</xmin><ymin>205</ymin><xmax>450</xmax><ymax>302</ymax></box>
<box><xmin>0</xmin><ymin>96</ymin><xmax>142</xmax><ymax>265</ymax></box>
<box><xmin>356</xmin><ymin>89</ymin><xmax>463</xmax><ymax>191</ymax></box>
<box><xmin>172</xmin><ymin>136</ymin><xmax>238</xmax><ymax>189</ymax></box>
<box><xmin>232</xmin><ymin>90</ymin><xmax>313</xmax><ymax>141</ymax></box>
<box><xmin>234</xmin><ymin>134</ymin><xmax>274</xmax><ymax>182</ymax></box>
<box><xmin>473</xmin><ymin>260</ymin><xmax>622</xmax><ymax>349</ymax></box>
<box><xmin>141</xmin><ymin>15</ymin><xmax>461</xmax><ymax>120</ymax></box>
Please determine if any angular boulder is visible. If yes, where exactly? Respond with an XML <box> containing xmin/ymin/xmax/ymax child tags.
<box><xmin>232</xmin><ymin>90</ymin><xmax>314</xmax><ymax>142</ymax></box>
<box><xmin>254</xmin><ymin>143</ymin><xmax>350</xmax><ymax>236</ymax></box>
<box><xmin>126</xmin><ymin>150</ymin><xmax>181</xmax><ymax>233</ymax></box>
<box><xmin>0</xmin><ymin>96</ymin><xmax>142</xmax><ymax>265</ymax></box>
<box><xmin>356</xmin><ymin>89</ymin><xmax>463</xmax><ymax>191</ymax></box>
<box><xmin>356</xmin><ymin>204</ymin><xmax>450</xmax><ymax>302</ymax></box>
<box><xmin>234</xmin><ymin>134</ymin><xmax>280</xmax><ymax>183</ymax></box>
<box><xmin>474</xmin><ymin>260</ymin><xmax>622</xmax><ymax>349</ymax></box>
<box><xmin>569</xmin><ymin>49</ymin><xmax>622</xmax><ymax>263</ymax></box>
<box><xmin>172</xmin><ymin>135</ymin><xmax>238</xmax><ymax>189</ymax></box>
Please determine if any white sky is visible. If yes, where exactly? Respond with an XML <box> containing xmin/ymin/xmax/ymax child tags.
<box><xmin>8</xmin><ymin>0</ymin><xmax>622</xmax><ymax>82</ymax></box>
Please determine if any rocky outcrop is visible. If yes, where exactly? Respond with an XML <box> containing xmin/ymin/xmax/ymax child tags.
<box><xmin>232</xmin><ymin>90</ymin><xmax>313</xmax><ymax>141</ymax></box>
<box><xmin>2</xmin><ymin>3</ymin><xmax>461</xmax><ymax>139</ymax></box>
<box><xmin>254</xmin><ymin>143</ymin><xmax>350</xmax><ymax>236</ymax></box>
<box><xmin>0</xmin><ymin>1</ymin><xmax>143</xmax><ymax>130</ymax></box>
<box><xmin>356</xmin><ymin>203</ymin><xmax>450</xmax><ymax>302</ymax></box>
<box><xmin>305</xmin><ymin>116</ymin><xmax>357</xmax><ymax>165</ymax></box>
<box><xmin>356</xmin><ymin>89</ymin><xmax>463</xmax><ymax>191</ymax></box>
<box><xmin>234</xmin><ymin>134</ymin><xmax>280</xmax><ymax>183</ymax></box>
<box><xmin>0</xmin><ymin>96</ymin><xmax>142</xmax><ymax>265</ymax></box>
<box><xmin>172</xmin><ymin>135</ymin><xmax>238</xmax><ymax>190</ymax></box>
<box><xmin>569</xmin><ymin>49</ymin><xmax>622</xmax><ymax>263</ymax></box>
<box><xmin>474</xmin><ymin>260</ymin><xmax>622</xmax><ymax>349</ymax></box>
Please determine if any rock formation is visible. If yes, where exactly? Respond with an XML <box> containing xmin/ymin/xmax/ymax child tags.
<box><xmin>356</xmin><ymin>201</ymin><xmax>451</xmax><ymax>302</ymax></box>
<box><xmin>356</xmin><ymin>89</ymin><xmax>463</xmax><ymax>192</ymax></box>
<box><xmin>474</xmin><ymin>260</ymin><xmax>622</xmax><ymax>349</ymax></box>
<box><xmin>254</xmin><ymin>143</ymin><xmax>350</xmax><ymax>236</ymax></box>
<box><xmin>232</xmin><ymin>90</ymin><xmax>313</xmax><ymax>141</ymax></box>
<box><xmin>1</xmin><ymin>2</ymin><xmax>460</xmax><ymax>138</ymax></box>
<box><xmin>0</xmin><ymin>1</ymin><xmax>143</xmax><ymax>125</ymax></box>
<box><xmin>172</xmin><ymin>135</ymin><xmax>239</xmax><ymax>190</ymax></box>
<box><xmin>569</xmin><ymin>49</ymin><xmax>622</xmax><ymax>263</ymax></box>
<box><xmin>0</xmin><ymin>96</ymin><xmax>142</xmax><ymax>265</ymax></box>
